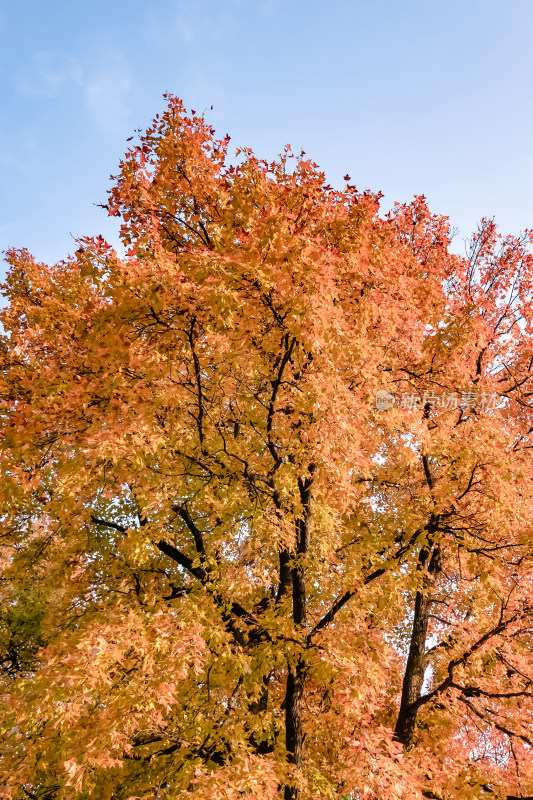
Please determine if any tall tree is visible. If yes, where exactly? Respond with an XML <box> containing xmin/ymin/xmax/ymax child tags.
<box><xmin>2</xmin><ymin>96</ymin><xmax>533</xmax><ymax>800</ymax></box>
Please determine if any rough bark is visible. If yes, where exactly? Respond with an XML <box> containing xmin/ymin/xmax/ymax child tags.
<box><xmin>394</xmin><ymin>544</ymin><xmax>441</xmax><ymax>746</ymax></box>
<box><xmin>284</xmin><ymin>661</ymin><xmax>305</xmax><ymax>800</ymax></box>
<box><xmin>283</xmin><ymin>474</ymin><xmax>313</xmax><ymax>800</ymax></box>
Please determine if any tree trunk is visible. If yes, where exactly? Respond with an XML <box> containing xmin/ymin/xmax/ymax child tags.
<box><xmin>283</xmin><ymin>473</ymin><xmax>313</xmax><ymax>799</ymax></box>
<box><xmin>394</xmin><ymin>545</ymin><xmax>441</xmax><ymax>746</ymax></box>
<box><xmin>284</xmin><ymin>659</ymin><xmax>305</xmax><ymax>800</ymax></box>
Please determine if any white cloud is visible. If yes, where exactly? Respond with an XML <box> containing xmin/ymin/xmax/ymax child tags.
<box><xmin>12</xmin><ymin>47</ymin><xmax>133</xmax><ymax>138</ymax></box>
<box><xmin>175</xmin><ymin>13</ymin><xmax>194</xmax><ymax>44</ymax></box>
<box><xmin>83</xmin><ymin>55</ymin><xmax>133</xmax><ymax>137</ymax></box>
<box><xmin>261</xmin><ymin>0</ymin><xmax>280</xmax><ymax>16</ymax></box>
<box><xmin>15</xmin><ymin>52</ymin><xmax>83</xmax><ymax>98</ymax></box>
<box><xmin>172</xmin><ymin>0</ymin><xmax>242</xmax><ymax>46</ymax></box>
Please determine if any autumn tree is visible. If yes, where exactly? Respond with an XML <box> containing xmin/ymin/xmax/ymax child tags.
<box><xmin>2</xmin><ymin>95</ymin><xmax>533</xmax><ymax>800</ymax></box>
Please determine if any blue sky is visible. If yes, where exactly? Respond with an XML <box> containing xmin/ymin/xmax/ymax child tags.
<box><xmin>1</xmin><ymin>0</ymin><xmax>533</xmax><ymax>269</ymax></box>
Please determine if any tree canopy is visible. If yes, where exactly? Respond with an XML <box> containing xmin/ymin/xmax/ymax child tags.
<box><xmin>2</xmin><ymin>96</ymin><xmax>533</xmax><ymax>800</ymax></box>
